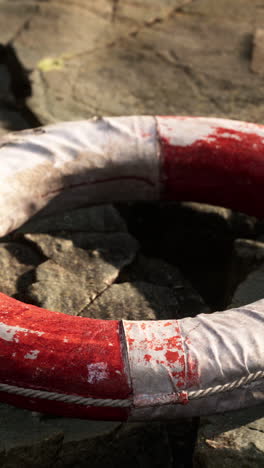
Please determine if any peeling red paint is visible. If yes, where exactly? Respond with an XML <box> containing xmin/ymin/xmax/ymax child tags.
<box><xmin>160</xmin><ymin>122</ymin><xmax>264</xmax><ymax>217</ymax></box>
<box><xmin>178</xmin><ymin>391</ymin><xmax>188</xmax><ymax>405</ymax></box>
<box><xmin>144</xmin><ymin>354</ymin><xmax>152</xmax><ymax>362</ymax></box>
<box><xmin>155</xmin><ymin>346</ymin><xmax>164</xmax><ymax>351</ymax></box>
<box><xmin>186</xmin><ymin>353</ymin><xmax>199</xmax><ymax>387</ymax></box>
<box><xmin>165</xmin><ymin>350</ymin><xmax>180</xmax><ymax>363</ymax></box>
<box><xmin>0</xmin><ymin>293</ymin><xmax>131</xmax><ymax>419</ymax></box>
<box><xmin>124</xmin><ymin>320</ymin><xmax>187</xmax><ymax>396</ymax></box>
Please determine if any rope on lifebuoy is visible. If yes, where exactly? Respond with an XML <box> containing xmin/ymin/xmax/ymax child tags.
<box><xmin>188</xmin><ymin>370</ymin><xmax>264</xmax><ymax>400</ymax></box>
<box><xmin>0</xmin><ymin>383</ymin><xmax>132</xmax><ymax>408</ymax></box>
<box><xmin>1</xmin><ymin>369</ymin><xmax>264</xmax><ymax>408</ymax></box>
<box><xmin>0</xmin><ymin>116</ymin><xmax>263</xmax><ymax>421</ymax></box>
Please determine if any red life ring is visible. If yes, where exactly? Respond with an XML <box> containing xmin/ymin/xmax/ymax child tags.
<box><xmin>0</xmin><ymin>116</ymin><xmax>263</xmax><ymax>421</ymax></box>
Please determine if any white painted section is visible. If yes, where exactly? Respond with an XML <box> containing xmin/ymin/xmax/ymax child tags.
<box><xmin>156</xmin><ymin>116</ymin><xmax>264</xmax><ymax>147</ymax></box>
<box><xmin>24</xmin><ymin>350</ymin><xmax>40</xmax><ymax>360</ymax></box>
<box><xmin>0</xmin><ymin>322</ymin><xmax>44</xmax><ymax>343</ymax></box>
<box><xmin>123</xmin><ymin>320</ymin><xmax>185</xmax><ymax>407</ymax></box>
<box><xmin>0</xmin><ymin>116</ymin><xmax>159</xmax><ymax>237</ymax></box>
<box><xmin>87</xmin><ymin>362</ymin><xmax>109</xmax><ymax>384</ymax></box>
<box><xmin>126</xmin><ymin>300</ymin><xmax>264</xmax><ymax>420</ymax></box>
<box><xmin>157</xmin><ymin>117</ymin><xmax>217</xmax><ymax>147</ymax></box>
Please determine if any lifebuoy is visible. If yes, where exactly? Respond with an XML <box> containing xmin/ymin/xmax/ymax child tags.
<box><xmin>0</xmin><ymin>116</ymin><xmax>263</xmax><ymax>421</ymax></box>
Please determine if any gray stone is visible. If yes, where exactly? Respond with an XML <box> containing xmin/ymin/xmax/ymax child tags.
<box><xmin>109</xmin><ymin>0</ymin><xmax>190</xmax><ymax>24</ymax></box>
<box><xmin>251</xmin><ymin>29</ymin><xmax>264</xmax><ymax>75</ymax></box>
<box><xmin>83</xmin><ymin>281</ymin><xmax>183</xmax><ymax>320</ymax></box>
<box><xmin>0</xmin><ymin>241</ymin><xmax>42</xmax><ymax>297</ymax></box>
<box><xmin>24</xmin><ymin>232</ymin><xmax>139</xmax><ymax>313</ymax></box>
<box><xmin>0</xmin><ymin>402</ymin><xmax>120</xmax><ymax>468</ymax></box>
<box><xmin>228</xmin><ymin>237</ymin><xmax>264</xmax><ymax>309</ymax></box>
<box><xmin>17</xmin><ymin>205</ymin><xmax>127</xmax><ymax>234</ymax></box>
<box><xmin>24</xmin><ymin>232</ymin><xmax>138</xmax><ymax>270</ymax></box>
<box><xmin>0</xmin><ymin>399</ymin><xmax>181</xmax><ymax>468</ymax></box>
<box><xmin>0</xmin><ymin>2</ymin><xmax>37</xmax><ymax>45</ymax></box>
<box><xmin>230</xmin><ymin>264</ymin><xmax>264</xmax><ymax>308</ymax></box>
<box><xmin>0</xmin><ymin>0</ymin><xmax>261</xmax><ymax>124</ymax></box>
<box><xmin>194</xmin><ymin>406</ymin><xmax>264</xmax><ymax>468</ymax></box>
<box><xmin>227</xmin><ymin>239</ymin><xmax>264</xmax><ymax>303</ymax></box>
<box><xmin>118</xmin><ymin>254</ymin><xmax>210</xmax><ymax>317</ymax></box>
<box><xmin>27</xmin><ymin>260</ymin><xmax>96</xmax><ymax>314</ymax></box>
<box><xmin>118</xmin><ymin>201</ymin><xmax>256</xmax><ymax>309</ymax></box>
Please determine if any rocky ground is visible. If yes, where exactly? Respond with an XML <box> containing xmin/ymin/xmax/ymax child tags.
<box><xmin>0</xmin><ymin>0</ymin><xmax>264</xmax><ymax>466</ymax></box>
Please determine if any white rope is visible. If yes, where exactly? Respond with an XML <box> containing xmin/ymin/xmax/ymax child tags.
<box><xmin>1</xmin><ymin>370</ymin><xmax>263</xmax><ymax>409</ymax></box>
<box><xmin>0</xmin><ymin>382</ymin><xmax>132</xmax><ymax>408</ymax></box>
<box><xmin>188</xmin><ymin>369</ymin><xmax>264</xmax><ymax>400</ymax></box>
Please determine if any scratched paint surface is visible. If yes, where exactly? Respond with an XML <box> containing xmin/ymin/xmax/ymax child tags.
<box><xmin>0</xmin><ymin>293</ymin><xmax>131</xmax><ymax>404</ymax></box>
<box><xmin>157</xmin><ymin>116</ymin><xmax>264</xmax><ymax>217</ymax></box>
<box><xmin>123</xmin><ymin>320</ymin><xmax>188</xmax><ymax>405</ymax></box>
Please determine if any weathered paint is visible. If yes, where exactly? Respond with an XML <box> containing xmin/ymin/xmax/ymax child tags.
<box><xmin>87</xmin><ymin>362</ymin><xmax>109</xmax><ymax>384</ymax></box>
<box><xmin>0</xmin><ymin>322</ymin><xmax>44</xmax><ymax>342</ymax></box>
<box><xmin>24</xmin><ymin>350</ymin><xmax>40</xmax><ymax>360</ymax></box>
<box><xmin>122</xmin><ymin>320</ymin><xmax>188</xmax><ymax>407</ymax></box>
<box><xmin>0</xmin><ymin>116</ymin><xmax>264</xmax><ymax>421</ymax></box>
<box><xmin>0</xmin><ymin>117</ymin><xmax>160</xmax><ymax>238</ymax></box>
<box><xmin>157</xmin><ymin>116</ymin><xmax>264</xmax><ymax>217</ymax></box>
<box><xmin>0</xmin><ymin>293</ymin><xmax>131</xmax><ymax>419</ymax></box>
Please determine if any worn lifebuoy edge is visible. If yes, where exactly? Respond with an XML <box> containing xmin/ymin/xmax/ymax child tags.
<box><xmin>0</xmin><ymin>116</ymin><xmax>264</xmax><ymax>239</ymax></box>
<box><xmin>0</xmin><ymin>116</ymin><xmax>263</xmax><ymax>420</ymax></box>
<box><xmin>0</xmin><ymin>291</ymin><xmax>264</xmax><ymax>421</ymax></box>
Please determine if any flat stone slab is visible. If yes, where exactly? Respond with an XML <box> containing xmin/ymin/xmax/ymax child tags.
<box><xmin>23</xmin><ymin>232</ymin><xmax>139</xmax><ymax>313</ymax></box>
<box><xmin>0</xmin><ymin>242</ymin><xmax>42</xmax><ymax>297</ymax></box>
<box><xmin>227</xmin><ymin>238</ymin><xmax>264</xmax><ymax>302</ymax></box>
<box><xmin>118</xmin><ymin>201</ymin><xmax>256</xmax><ymax>309</ymax></box>
<box><xmin>194</xmin><ymin>406</ymin><xmax>264</xmax><ymax>468</ymax></box>
<box><xmin>82</xmin><ymin>280</ymin><xmax>203</xmax><ymax>320</ymax></box>
<box><xmin>230</xmin><ymin>263</ymin><xmax>264</xmax><ymax>308</ymax></box>
<box><xmin>0</xmin><ymin>401</ymin><xmax>191</xmax><ymax>468</ymax></box>
<box><xmin>17</xmin><ymin>205</ymin><xmax>127</xmax><ymax>234</ymax></box>
<box><xmin>118</xmin><ymin>254</ymin><xmax>210</xmax><ymax>317</ymax></box>
<box><xmin>251</xmin><ymin>29</ymin><xmax>264</xmax><ymax>75</ymax></box>
<box><xmin>0</xmin><ymin>0</ymin><xmax>262</xmax><ymax>124</ymax></box>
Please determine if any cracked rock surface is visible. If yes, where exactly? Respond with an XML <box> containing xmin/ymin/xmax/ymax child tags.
<box><xmin>194</xmin><ymin>406</ymin><xmax>264</xmax><ymax>468</ymax></box>
<box><xmin>23</xmin><ymin>231</ymin><xmax>139</xmax><ymax>313</ymax></box>
<box><xmin>1</xmin><ymin>0</ymin><xmax>264</xmax><ymax>123</ymax></box>
<box><xmin>0</xmin><ymin>0</ymin><xmax>264</xmax><ymax>466</ymax></box>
